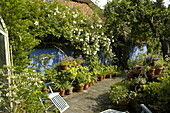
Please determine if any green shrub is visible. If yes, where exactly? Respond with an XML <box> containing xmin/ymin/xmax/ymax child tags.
<box><xmin>109</xmin><ymin>82</ymin><xmax>137</xmax><ymax>104</ymax></box>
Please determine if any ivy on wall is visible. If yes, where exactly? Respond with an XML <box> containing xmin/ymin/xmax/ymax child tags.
<box><xmin>0</xmin><ymin>0</ymin><xmax>113</xmax><ymax>69</ymax></box>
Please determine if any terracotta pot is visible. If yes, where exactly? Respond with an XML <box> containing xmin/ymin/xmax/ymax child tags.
<box><xmin>98</xmin><ymin>76</ymin><xmax>103</xmax><ymax>81</ymax></box>
<box><xmin>136</xmin><ymin>65</ymin><xmax>144</xmax><ymax>74</ymax></box>
<box><xmin>41</xmin><ymin>89</ymin><xmax>50</xmax><ymax>93</ymax></box>
<box><xmin>84</xmin><ymin>83</ymin><xmax>89</xmax><ymax>90</ymax></box>
<box><xmin>66</xmin><ymin>87</ymin><xmax>73</xmax><ymax>95</ymax></box>
<box><xmin>103</xmin><ymin>75</ymin><xmax>106</xmax><ymax>79</ymax></box>
<box><xmin>89</xmin><ymin>82</ymin><xmax>93</xmax><ymax>87</ymax></box>
<box><xmin>148</xmin><ymin>68</ymin><xmax>155</xmax><ymax>76</ymax></box>
<box><xmin>119</xmin><ymin>101</ymin><xmax>128</xmax><ymax>111</ymax></box>
<box><xmin>76</xmin><ymin>85</ymin><xmax>84</xmax><ymax>92</ymax></box>
<box><xmin>107</xmin><ymin>74</ymin><xmax>112</xmax><ymax>79</ymax></box>
<box><xmin>59</xmin><ymin>90</ymin><xmax>65</xmax><ymax>97</ymax></box>
<box><xmin>155</xmin><ymin>67</ymin><xmax>163</xmax><ymax>75</ymax></box>
<box><xmin>147</xmin><ymin>68</ymin><xmax>155</xmax><ymax>81</ymax></box>
<box><xmin>76</xmin><ymin>63</ymin><xmax>82</xmax><ymax>66</ymax></box>
<box><xmin>61</xmin><ymin>65</ymin><xmax>68</xmax><ymax>70</ymax></box>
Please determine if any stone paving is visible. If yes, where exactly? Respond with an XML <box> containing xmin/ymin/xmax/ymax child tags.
<box><xmin>63</xmin><ymin>75</ymin><xmax>126</xmax><ymax>113</ymax></box>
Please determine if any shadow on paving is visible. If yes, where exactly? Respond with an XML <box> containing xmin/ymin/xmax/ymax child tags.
<box><xmin>86</xmin><ymin>92</ymin><xmax>119</xmax><ymax>113</ymax></box>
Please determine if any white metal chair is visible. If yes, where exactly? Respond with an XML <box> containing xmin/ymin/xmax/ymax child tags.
<box><xmin>140</xmin><ymin>104</ymin><xmax>152</xmax><ymax>113</ymax></box>
<box><xmin>40</xmin><ymin>82</ymin><xmax>69</xmax><ymax>113</ymax></box>
<box><xmin>100</xmin><ymin>109</ymin><xmax>126</xmax><ymax>113</ymax></box>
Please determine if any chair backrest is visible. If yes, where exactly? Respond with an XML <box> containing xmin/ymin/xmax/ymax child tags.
<box><xmin>140</xmin><ymin>104</ymin><xmax>152</xmax><ymax>113</ymax></box>
<box><xmin>47</xmin><ymin>93</ymin><xmax>69</xmax><ymax>113</ymax></box>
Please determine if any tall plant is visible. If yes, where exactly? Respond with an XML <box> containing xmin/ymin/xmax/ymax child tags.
<box><xmin>0</xmin><ymin>67</ymin><xmax>46</xmax><ymax>113</ymax></box>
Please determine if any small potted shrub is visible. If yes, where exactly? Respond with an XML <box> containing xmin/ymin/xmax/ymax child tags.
<box><xmin>75</xmin><ymin>66</ymin><xmax>87</xmax><ymax>92</ymax></box>
<box><xmin>154</xmin><ymin>58</ymin><xmax>164</xmax><ymax>75</ymax></box>
<box><xmin>75</xmin><ymin>55</ymin><xmax>84</xmax><ymax>66</ymax></box>
<box><xmin>57</xmin><ymin>57</ymin><xmax>73</xmax><ymax>70</ymax></box>
<box><xmin>109</xmin><ymin>82</ymin><xmax>137</xmax><ymax>111</ymax></box>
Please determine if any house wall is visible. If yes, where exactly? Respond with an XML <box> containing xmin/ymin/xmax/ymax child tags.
<box><xmin>29</xmin><ymin>47</ymin><xmax>74</xmax><ymax>71</ymax></box>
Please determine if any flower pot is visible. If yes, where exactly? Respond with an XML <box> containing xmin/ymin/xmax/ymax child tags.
<box><xmin>147</xmin><ymin>68</ymin><xmax>155</xmax><ymax>81</ymax></box>
<box><xmin>76</xmin><ymin>85</ymin><xmax>84</xmax><ymax>92</ymax></box>
<box><xmin>41</xmin><ymin>89</ymin><xmax>50</xmax><ymax>93</ymax></box>
<box><xmin>103</xmin><ymin>75</ymin><xmax>106</xmax><ymax>79</ymax></box>
<box><xmin>136</xmin><ymin>65</ymin><xmax>144</xmax><ymax>74</ymax></box>
<box><xmin>66</xmin><ymin>87</ymin><xmax>73</xmax><ymax>95</ymax></box>
<box><xmin>98</xmin><ymin>76</ymin><xmax>103</xmax><ymax>81</ymax></box>
<box><xmin>107</xmin><ymin>74</ymin><xmax>112</xmax><ymax>79</ymax></box>
<box><xmin>61</xmin><ymin>65</ymin><xmax>68</xmax><ymax>70</ymax></box>
<box><xmin>89</xmin><ymin>82</ymin><xmax>93</xmax><ymax>87</ymax></box>
<box><xmin>59</xmin><ymin>90</ymin><xmax>65</xmax><ymax>97</ymax></box>
<box><xmin>84</xmin><ymin>83</ymin><xmax>89</xmax><ymax>90</ymax></box>
<box><xmin>118</xmin><ymin>101</ymin><xmax>128</xmax><ymax>111</ymax></box>
<box><xmin>148</xmin><ymin>68</ymin><xmax>155</xmax><ymax>76</ymax></box>
<box><xmin>76</xmin><ymin>63</ymin><xmax>82</xmax><ymax>66</ymax></box>
<box><xmin>155</xmin><ymin>67</ymin><xmax>163</xmax><ymax>75</ymax></box>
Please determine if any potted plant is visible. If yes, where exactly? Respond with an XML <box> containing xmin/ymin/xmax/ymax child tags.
<box><xmin>74</xmin><ymin>66</ymin><xmax>87</xmax><ymax>92</ymax></box>
<box><xmin>57</xmin><ymin>57</ymin><xmax>73</xmax><ymax>70</ymax></box>
<box><xmin>154</xmin><ymin>58</ymin><xmax>164</xmax><ymax>75</ymax></box>
<box><xmin>75</xmin><ymin>55</ymin><xmax>84</xmax><ymax>66</ymax></box>
<box><xmin>109</xmin><ymin>82</ymin><xmax>137</xmax><ymax>111</ymax></box>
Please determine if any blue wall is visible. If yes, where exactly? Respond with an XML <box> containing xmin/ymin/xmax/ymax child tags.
<box><xmin>130</xmin><ymin>44</ymin><xmax>147</xmax><ymax>60</ymax></box>
<box><xmin>29</xmin><ymin>47</ymin><xmax>74</xmax><ymax>71</ymax></box>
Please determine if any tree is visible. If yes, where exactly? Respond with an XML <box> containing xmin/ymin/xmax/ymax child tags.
<box><xmin>104</xmin><ymin>0</ymin><xmax>170</xmax><ymax>68</ymax></box>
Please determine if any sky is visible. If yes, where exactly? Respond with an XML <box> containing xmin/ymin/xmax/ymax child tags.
<box><xmin>92</xmin><ymin>0</ymin><xmax>170</xmax><ymax>9</ymax></box>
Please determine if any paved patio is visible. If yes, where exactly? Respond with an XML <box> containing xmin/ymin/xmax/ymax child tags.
<box><xmin>63</xmin><ymin>74</ymin><xmax>126</xmax><ymax>113</ymax></box>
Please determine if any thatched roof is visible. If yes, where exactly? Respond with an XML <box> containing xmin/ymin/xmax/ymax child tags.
<box><xmin>57</xmin><ymin>0</ymin><xmax>103</xmax><ymax>22</ymax></box>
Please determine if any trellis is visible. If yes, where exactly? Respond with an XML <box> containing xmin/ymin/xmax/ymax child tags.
<box><xmin>0</xmin><ymin>16</ymin><xmax>10</xmax><ymax>69</ymax></box>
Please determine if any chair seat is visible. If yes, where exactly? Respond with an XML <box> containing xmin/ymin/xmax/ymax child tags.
<box><xmin>100</xmin><ymin>109</ymin><xmax>126</xmax><ymax>113</ymax></box>
<box><xmin>47</xmin><ymin>92</ymin><xmax>69</xmax><ymax>113</ymax></box>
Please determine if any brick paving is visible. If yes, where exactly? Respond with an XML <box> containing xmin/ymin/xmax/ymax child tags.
<box><xmin>63</xmin><ymin>75</ymin><xmax>126</xmax><ymax>113</ymax></box>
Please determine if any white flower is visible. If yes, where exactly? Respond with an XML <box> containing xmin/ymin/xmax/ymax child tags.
<box><xmin>63</xmin><ymin>13</ymin><xmax>66</xmax><ymax>18</ymax></box>
<box><xmin>73</xmin><ymin>14</ymin><xmax>78</xmax><ymax>18</ymax></box>
<box><xmin>101</xmin><ymin>33</ymin><xmax>104</xmax><ymax>35</ymax></box>
<box><xmin>80</xmin><ymin>20</ymin><xmax>84</xmax><ymax>23</ymax></box>
<box><xmin>80</xmin><ymin>39</ymin><xmax>84</xmax><ymax>41</ymax></box>
<box><xmin>75</xmin><ymin>37</ymin><xmax>79</xmax><ymax>40</ymax></box>
<box><xmin>103</xmin><ymin>38</ymin><xmax>107</xmax><ymax>40</ymax></box>
<box><xmin>55</xmin><ymin>7</ymin><xmax>58</xmax><ymax>12</ymax></box>
<box><xmin>54</xmin><ymin>12</ymin><xmax>56</xmax><ymax>15</ymax></box>
<box><xmin>72</xmin><ymin>11</ymin><xmax>75</xmax><ymax>14</ymax></box>
<box><xmin>91</xmin><ymin>25</ymin><xmax>94</xmax><ymax>29</ymax></box>
<box><xmin>75</xmin><ymin>28</ymin><xmax>78</xmax><ymax>31</ymax></box>
<box><xmin>112</xmin><ymin>39</ymin><xmax>114</xmax><ymax>42</ymax></box>
<box><xmin>86</xmin><ymin>33</ymin><xmax>89</xmax><ymax>36</ymax></box>
<box><xmin>85</xmin><ymin>36</ymin><xmax>89</xmax><ymax>41</ymax></box>
<box><xmin>73</xmin><ymin>21</ymin><xmax>76</xmax><ymax>24</ymax></box>
<box><xmin>99</xmin><ymin>24</ymin><xmax>102</xmax><ymax>28</ymax></box>
<box><xmin>93</xmin><ymin>51</ymin><xmax>97</xmax><ymax>55</ymax></box>
<box><xmin>34</xmin><ymin>21</ymin><xmax>39</xmax><ymax>26</ymax></box>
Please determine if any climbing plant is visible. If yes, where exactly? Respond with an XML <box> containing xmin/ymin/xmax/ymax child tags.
<box><xmin>0</xmin><ymin>0</ymin><xmax>113</xmax><ymax>70</ymax></box>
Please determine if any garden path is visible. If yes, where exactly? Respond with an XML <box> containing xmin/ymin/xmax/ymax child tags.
<box><xmin>63</xmin><ymin>73</ymin><xmax>126</xmax><ymax>113</ymax></box>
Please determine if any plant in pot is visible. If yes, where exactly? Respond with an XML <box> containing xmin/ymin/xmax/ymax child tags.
<box><xmin>154</xmin><ymin>58</ymin><xmax>165</xmax><ymax>75</ymax></box>
<box><xmin>54</xmin><ymin>71</ymin><xmax>71</xmax><ymax>96</ymax></box>
<box><xmin>84</xmin><ymin>71</ymin><xmax>92</xmax><ymax>89</ymax></box>
<box><xmin>109</xmin><ymin>82</ymin><xmax>137</xmax><ymax>111</ymax></box>
<box><xmin>64</xmin><ymin>66</ymin><xmax>78</xmax><ymax>94</ymax></box>
<box><xmin>74</xmin><ymin>66</ymin><xmax>87</xmax><ymax>92</ymax></box>
<box><xmin>57</xmin><ymin>60</ymin><xmax>70</xmax><ymax>71</ymax></box>
<box><xmin>75</xmin><ymin>55</ymin><xmax>84</xmax><ymax>66</ymax></box>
